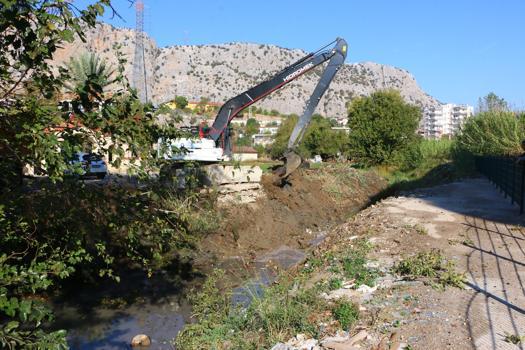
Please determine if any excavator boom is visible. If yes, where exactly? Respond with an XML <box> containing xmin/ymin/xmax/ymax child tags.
<box><xmin>208</xmin><ymin>38</ymin><xmax>347</xmax><ymax>163</ymax></box>
<box><xmin>162</xmin><ymin>38</ymin><xmax>348</xmax><ymax>182</ymax></box>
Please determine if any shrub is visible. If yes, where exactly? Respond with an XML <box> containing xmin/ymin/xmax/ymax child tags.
<box><xmin>347</xmin><ymin>90</ymin><xmax>421</xmax><ymax>165</ymax></box>
<box><xmin>341</xmin><ymin>245</ymin><xmax>378</xmax><ymax>287</ymax></box>
<box><xmin>332</xmin><ymin>300</ymin><xmax>360</xmax><ymax>330</ymax></box>
<box><xmin>174</xmin><ymin>96</ymin><xmax>189</xmax><ymax>110</ymax></box>
<box><xmin>0</xmin><ymin>180</ymin><xmax>216</xmax><ymax>348</ymax></box>
<box><xmin>0</xmin><ymin>1</ymin><xmax>181</xmax><ymax>346</ymax></box>
<box><xmin>270</xmin><ymin>115</ymin><xmax>348</xmax><ymax>159</ymax></box>
<box><xmin>394</xmin><ymin>250</ymin><xmax>465</xmax><ymax>289</ymax></box>
<box><xmin>456</xmin><ymin>111</ymin><xmax>525</xmax><ymax>156</ymax></box>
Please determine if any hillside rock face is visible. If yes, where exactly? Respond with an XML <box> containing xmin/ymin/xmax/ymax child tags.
<box><xmin>53</xmin><ymin>23</ymin><xmax>439</xmax><ymax>118</ymax></box>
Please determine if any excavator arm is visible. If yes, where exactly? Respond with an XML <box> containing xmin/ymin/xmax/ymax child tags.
<box><xmin>207</xmin><ymin>38</ymin><xmax>348</xmax><ymax>180</ymax></box>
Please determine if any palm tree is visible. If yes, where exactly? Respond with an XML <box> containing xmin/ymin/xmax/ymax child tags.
<box><xmin>65</xmin><ymin>53</ymin><xmax>116</xmax><ymax>107</ymax></box>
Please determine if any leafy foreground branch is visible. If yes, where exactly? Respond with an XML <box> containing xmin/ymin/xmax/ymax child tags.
<box><xmin>0</xmin><ymin>0</ymin><xmax>197</xmax><ymax>347</ymax></box>
<box><xmin>1</xmin><ymin>181</ymin><xmax>218</xmax><ymax>349</ymax></box>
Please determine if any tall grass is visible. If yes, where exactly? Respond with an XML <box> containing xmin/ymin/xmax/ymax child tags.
<box><xmin>175</xmin><ymin>240</ymin><xmax>375</xmax><ymax>349</ymax></box>
<box><xmin>420</xmin><ymin>139</ymin><xmax>454</xmax><ymax>162</ymax></box>
<box><xmin>456</xmin><ymin>111</ymin><xmax>525</xmax><ymax>156</ymax></box>
<box><xmin>375</xmin><ymin>138</ymin><xmax>474</xmax><ymax>192</ymax></box>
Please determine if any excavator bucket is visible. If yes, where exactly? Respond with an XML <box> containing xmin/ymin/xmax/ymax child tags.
<box><xmin>273</xmin><ymin>151</ymin><xmax>302</xmax><ymax>185</ymax></box>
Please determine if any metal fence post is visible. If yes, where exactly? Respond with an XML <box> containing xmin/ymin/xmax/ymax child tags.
<box><xmin>520</xmin><ymin>162</ymin><xmax>525</xmax><ymax>215</ymax></box>
<box><xmin>510</xmin><ymin>162</ymin><xmax>516</xmax><ymax>204</ymax></box>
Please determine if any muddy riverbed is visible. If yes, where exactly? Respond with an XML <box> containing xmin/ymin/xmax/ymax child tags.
<box><xmin>53</xmin><ymin>166</ymin><xmax>386</xmax><ymax>349</ymax></box>
<box><xmin>53</xmin><ymin>245</ymin><xmax>311</xmax><ymax>350</ymax></box>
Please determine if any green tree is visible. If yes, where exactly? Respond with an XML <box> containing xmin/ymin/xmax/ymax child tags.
<box><xmin>245</xmin><ymin>118</ymin><xmax>260</xmax><ymax>136</ymax></box>
<box><xmin>174</xmin><ymin>95</ymin><xmax>188</xmax><ymax>110</ymax></box>
<box><xmin>270</xmin><ymin>115</ymin><xmax>348</xmax><ymax>159</ymax></box>
<box><xmin>0</xmin><ymin>1</ymin><xmax>184</xmax><ymax>347</ymax></box>
<box><xmin>270</xmin><ymin>115</ymin><xmax>298</xmax><ymax>158</ymax></box>
<box><xmin>302</xmin><ymin>115</ymin><xmax>348</xmax><ymax>159</ymax></box>
<box><xmin>477</xmin><ymin>92</ymin><xmax>508</xmax><ymax>113</ymax></box>
<box><xmin>347</xmin><ymin>90</ymin><xmax>421</xmax><ymax>165</ymax></box>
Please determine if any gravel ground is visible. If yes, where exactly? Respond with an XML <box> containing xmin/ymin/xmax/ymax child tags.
<box><xmin>349</xmin><ymin>177</ymin><xmax>525</xmax><ymax>349</ymax></box>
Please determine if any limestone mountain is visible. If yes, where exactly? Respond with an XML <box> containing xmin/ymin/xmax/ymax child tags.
<box><xmin>53</xmin><ymin>23</ymin><xmax>440</xmax><ymax>118</ymax></box>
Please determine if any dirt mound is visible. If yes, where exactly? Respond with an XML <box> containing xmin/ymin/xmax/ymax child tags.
<box><xmin>198</xmin><ymin>164</ymin><xmax>387</xmax><ymax>262</ymax></box>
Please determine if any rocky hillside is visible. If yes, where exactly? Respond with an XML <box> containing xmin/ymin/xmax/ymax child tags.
<box><xmin>53</xmin><ymin>23</ymin><xmax>439</xmax><ymax>118</ymax></box>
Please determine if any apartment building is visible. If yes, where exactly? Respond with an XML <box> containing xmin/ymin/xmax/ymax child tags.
<box><xmin>421</xmin><ymin>104</ymin><xmax>473</xmax><ymax>139</ymax></box>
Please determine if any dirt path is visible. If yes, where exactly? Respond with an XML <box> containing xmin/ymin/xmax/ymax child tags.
<box><xmin>358</xmin><ymin>177</ymin><xmax>525</xmax><ymax>349</ymax></box>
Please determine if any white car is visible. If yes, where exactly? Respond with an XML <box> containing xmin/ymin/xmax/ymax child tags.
<box><xmin>67</xmin><ymin>152</ymin><xmax>108</xmax><ymax>179</ymax></box>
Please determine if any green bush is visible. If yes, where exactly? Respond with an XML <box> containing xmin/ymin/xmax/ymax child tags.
<box><xmin>395</xmin><ymin>140</ymin><xmax>423</xmax><ymax>171</ymax></box>
<box><xmin>332</xmin><ymin>300</ymin><xmax>360</xmax><ymax>330</ymax></box>
<box><xmin>341</xmin><ymin>243</ymin><xmax>378</xmax><ymax>287</ymax></box>
<box><xmin>174</xmin><ymin>96</ymin><xmax>189</xmax><ymax>110</ymax></box>
<box><xmin>394</xmin><ymin>250</ymin><xmax>465</xmax><ymax>289</ymax></box>
<box><xmin>270</xmin><ymin>115</ymin><xmax>348</xmax><ymax>159</ymax></box>
<box><xmin>456</xmin><ymin>111</ymin><xmax>525</xmax><ymax>156</ymax></box>
<box><xmin>420</xmin><ymin>139</ymin><xmax>454</xmax><ymax>160</ymax></box>
<box><xmin>397</xmin><ymin>138</ymin><xmax>455</xmax><ymax>172</ymax></box>
<box><xmin>347</xmin><ymin>90</ymin><xmax>421</xmax><ymax>165</ymax></box>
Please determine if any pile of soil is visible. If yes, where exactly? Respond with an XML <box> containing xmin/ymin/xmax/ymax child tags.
<box><xmin>197</xmin><ymin>164</ymin><xmax>387</xmax><ymax>264</ymax></box>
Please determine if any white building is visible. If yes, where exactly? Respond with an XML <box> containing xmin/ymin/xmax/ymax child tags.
<box><xmin>258</xmin><ymin>126</ymin><xmax>279</xmax><ymax>135</ymax></box>
<box><xmin>252</xmin><ymin>133</ymin><xmax>274</xmax><ymax>146</ymax></box>
<box><xmin>421</xmin><ymin>104</ymin><xmax>473</xmax><ymax>139</ymax></box>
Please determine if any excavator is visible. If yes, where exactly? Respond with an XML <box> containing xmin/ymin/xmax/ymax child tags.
<box><xmin>160</xmin><ymin>37</ymin><xmax>348</xmax><ymax>184</ymax></box>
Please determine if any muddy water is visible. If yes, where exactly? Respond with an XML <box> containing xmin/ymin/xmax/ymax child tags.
<box><xmin>57</xmin><ymin>298</ymin><xmax>190</xmax><ymax>350</ymax></box>
<box><xmin>53</xmin><ymin>241</ymin><xmax>317</xmax><ymax>350</ymax></box>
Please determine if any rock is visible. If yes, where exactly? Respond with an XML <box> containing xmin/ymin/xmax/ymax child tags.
<box><xmin>271</xmin><ymin>343</ymin><xmax>292</xmax><ymax>350</ymax></box>
<box><xmin>203</xmin><ymin>164</ymin><xmax>262</xmax><ymax>185</ymax></box>
<box><xmin>52</xmin><ymin>23</ymin><xmax>440</xmax><ymax>120</ymax></box>
<box><xmin>322</xmin><ymin>341</ymin><xmax>358</xmax><ymax>350</ymax></box>
<box><xmin>297</xmin><ymin>339</ymin><xmax>319</xmax><ymax>349</ymax></box>
<box><xmin>321</xmin><ymin>288</ymin><xmax>360</xmax><ymax>301</ymax></box>
<box><xmin>217</xmin><ymin>182</ymin><xmax>262</xmax><ymax>193</ymax></box>
<box><xmin>131</xmin><ymin>334</ymin><xmax>151</xmax><ymax>347</ymax></box>
<box><xmin>347</xmin><ymin>330</ymin><xmax>368</xmax><ymax>344</ymax></box>
<box><xmin>284</xmin><ymin>334</ymin><xmax>319</xmax><ymax>350</ymax></box>
<box><xmin>390</xmin><ymin>342</ymin><xmax>409</xmax><ymax>350</ymax></box>
<box><xmin>321</xmin><ymin>330</ymin><xmax>368</xmax><ymax>349</ymax></box>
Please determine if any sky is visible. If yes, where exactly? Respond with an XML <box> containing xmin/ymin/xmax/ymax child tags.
<box><xmin>80</xmin><ymin>0</ymin><xmax>525</xmax><ymax>109</ymax></box>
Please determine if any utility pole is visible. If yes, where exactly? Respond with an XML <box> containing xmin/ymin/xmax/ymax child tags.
<box><xmin>133</xmin><ymin>0</ymin><xmax>148</xmax><ymax>103</ymax></box>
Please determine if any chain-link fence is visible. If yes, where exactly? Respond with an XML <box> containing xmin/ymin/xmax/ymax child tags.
<box><xmin>475</xmin><ymin>156</ymin><xmax>525</xmax><ymax>214</ymax></box>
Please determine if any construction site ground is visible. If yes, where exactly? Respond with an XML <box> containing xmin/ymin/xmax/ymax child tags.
<box><xmin>197</xmin><ymin>164</ymin><xmax>387</xmax><ymax>265</ymax></box>
<box><xmin>193</xmin><ymin>165</ymin><xmax>525</xmax><ymax>349</ymax></box>
<box><xmin>315</xmin><ymin>177</ymin><xmax>525</xmax><ymax>350</ymax></box>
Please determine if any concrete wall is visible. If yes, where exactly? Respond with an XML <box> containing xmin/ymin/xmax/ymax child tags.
<box><xmin>232</xmin><ymin>153</ymin><xmax>258</xmax><ymax>162</ymax></box>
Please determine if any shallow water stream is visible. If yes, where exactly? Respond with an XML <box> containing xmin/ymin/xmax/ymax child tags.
<box><xmin>53</xmin><ymin>241</ymin><xmax>318</xmax><ymax>349</ymax></box>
